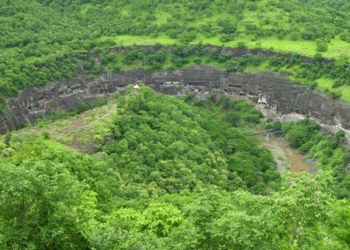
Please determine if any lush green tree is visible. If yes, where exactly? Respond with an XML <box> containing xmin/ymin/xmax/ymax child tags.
<box><xmin>328</xmin><ymin>199</ymin><xmax>350</xmax><ymax>248</ymax></box>
<box><xmin>316</xmin><ymin>39</ymin><xmax>328</xmax><ymax>52</ymax></box>
<box><xmin>0</xmin><ymin>160</ymin><xmax>90</xmax><ymax>249</ymax></box>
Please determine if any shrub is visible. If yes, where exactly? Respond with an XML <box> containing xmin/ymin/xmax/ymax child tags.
<box><xmin>41</xmin><ymin>131</ymin><xmax>50</xmax><ymax>139</ymax></box>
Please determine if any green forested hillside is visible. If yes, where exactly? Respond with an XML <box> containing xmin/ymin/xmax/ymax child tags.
<box><xmin>2</xmin><ymin>0</ymin><xmax>350</xmax><ymax>112</ymax></box>
<box><xmin>1</xmin><ymin>87</ymin><xmax>350</xmax><ymax>249</ymax></box>
<box><xmin>31</xmin><ymin>0</ymin><xmax>350</xmax><ymax>53</ymax></box>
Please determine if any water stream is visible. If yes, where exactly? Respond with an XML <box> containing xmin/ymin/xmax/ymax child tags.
<box><xmin>260</xmin><ymin>136</ymin><xmax>318</xmax><ymax>174</ymax></box>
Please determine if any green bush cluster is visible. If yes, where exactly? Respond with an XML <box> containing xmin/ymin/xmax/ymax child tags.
<box><xmin>103</xmin><ymin>86</ymin><xmax>279</xmax><ymax>196</ymax></box>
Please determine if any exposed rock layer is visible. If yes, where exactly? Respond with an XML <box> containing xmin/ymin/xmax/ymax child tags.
<box><xmin>1</xmin><ymin>65</ymin><xmax>350</xmax><ymax>136</ymax></box>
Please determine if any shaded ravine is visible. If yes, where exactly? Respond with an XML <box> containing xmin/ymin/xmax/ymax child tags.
<box><xmin>260</xmin><ymin>136</ymin><xmax>318</xmax><ymax>174</ymax></box>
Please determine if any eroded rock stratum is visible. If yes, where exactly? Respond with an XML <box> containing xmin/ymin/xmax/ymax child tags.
<box><xmin>1</xmin><ymin>65</ymin><xmax>350</xmax><ymax>135</ymax></box>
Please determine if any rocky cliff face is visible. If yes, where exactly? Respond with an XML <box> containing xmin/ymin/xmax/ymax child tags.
<box><xmin>1</xmin><ymin>65</ymin><xmax>350</xmax><ymax>136</ymax></box>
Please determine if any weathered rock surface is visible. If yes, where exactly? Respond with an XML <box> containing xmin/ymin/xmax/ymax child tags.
<box><xmin>1</xmin><ymin>65</ymin><xmax>350</xmax><ymax>137</ymax></box>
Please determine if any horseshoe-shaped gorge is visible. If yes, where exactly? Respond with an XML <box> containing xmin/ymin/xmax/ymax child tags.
<box><xmin>2</xmin><ymin>64</ymin><xmax>350</xmax><ymax>142</ymax></box>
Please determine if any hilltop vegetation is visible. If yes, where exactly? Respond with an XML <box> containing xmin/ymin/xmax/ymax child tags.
<box><xmin>3</xmin><ymin>0</ymin><xmax>350</xmax><ymax>113</ymax></box>
<box><xmin>1</xmin><ymin>87</ymin><xmax>350</xmax><ymax>249</ymax></box>
<box><xmin>10</xmin><ymin>0</ymin><xmax>350</xmax><ymax>54</ymax></box>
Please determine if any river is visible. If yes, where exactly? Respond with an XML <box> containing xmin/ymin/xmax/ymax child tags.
<box><xmin>260</xmin><ymin>136</ymin><xmax>318</xmax><ymax>174</ymax></box>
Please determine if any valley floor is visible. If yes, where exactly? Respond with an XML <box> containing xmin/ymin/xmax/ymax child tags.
<box><xmin>261</xmin><ymin>135</ymin><xmax>318</xmax><ymax>174</ymax></box>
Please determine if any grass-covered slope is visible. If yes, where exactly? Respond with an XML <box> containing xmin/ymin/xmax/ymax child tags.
<box><xmin>34</xmin><ymin>0</ymin><xmax>350</xmax><ymax>57</ymax></box>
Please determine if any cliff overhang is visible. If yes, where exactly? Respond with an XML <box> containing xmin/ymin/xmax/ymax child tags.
<box><xmin>1</xmin><ymin>65</ymin><xmax>350</xmax><ymax>140</ymax></box>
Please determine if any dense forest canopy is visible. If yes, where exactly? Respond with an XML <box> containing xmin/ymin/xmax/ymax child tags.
<box><xmin>1</xmin><ymin>87</ymin><xmax>350</xmax><ymax>249</ymax></box>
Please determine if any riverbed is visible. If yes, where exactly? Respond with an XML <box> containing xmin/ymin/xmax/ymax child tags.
<box><xmin>260</xmin><ymin>136</ymin><xmax>318</xmax><ymax>174</ymax></box>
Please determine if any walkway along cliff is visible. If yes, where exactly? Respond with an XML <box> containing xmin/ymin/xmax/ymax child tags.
<box><xmin>1</xmin><ymin>65</ymin><xmax>350</xmax><ymax>141</ymax></box>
